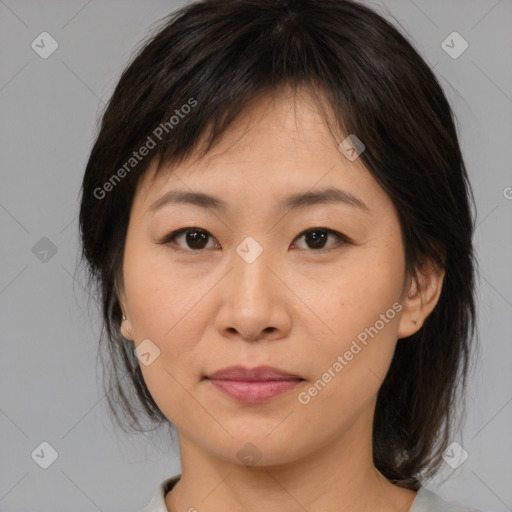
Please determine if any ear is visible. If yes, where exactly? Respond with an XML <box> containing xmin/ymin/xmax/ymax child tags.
<box><xmin>116</xmin><ymin>272</ymin><xmax>135</xmax><ymax>342</ymax></box>
<box><xmin>397</xmin><ymin>258</ymin><xmax>445</xmax><ymax>340</ymax></box>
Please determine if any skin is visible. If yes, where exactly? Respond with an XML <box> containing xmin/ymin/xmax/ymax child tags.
<box><xmin>118</xmin><ymin>86</ymin><xmax>445</xmax><ymax>512</ymax></box>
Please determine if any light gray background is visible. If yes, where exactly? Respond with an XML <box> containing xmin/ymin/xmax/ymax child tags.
<box><xmin>0</xmin><ymin>1</ymin><xmax>511</xmax><ymax>511</ymax></box>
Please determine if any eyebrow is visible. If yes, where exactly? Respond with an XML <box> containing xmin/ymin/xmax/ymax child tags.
<box><xmin>148</xmin><ymin>187</ymin><xmax>370</xmax><ymax>213</ymax></box>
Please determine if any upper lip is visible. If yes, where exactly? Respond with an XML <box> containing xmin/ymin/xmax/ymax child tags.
<box><xmin>206</xmin><ymin>365</ymin><xmax>303</xmax><ymax>381</ymax></box>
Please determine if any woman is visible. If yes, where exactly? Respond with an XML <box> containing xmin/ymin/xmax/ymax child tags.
<box><xmin>78</xmin><ymin>1</ymin><xmax>482</xmax><ymax>510</ymax></box>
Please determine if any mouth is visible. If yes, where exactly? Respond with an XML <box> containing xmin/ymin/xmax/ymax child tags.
<box><xmin>204</xmin><ymin>365</ymin><xmax>305</xmax><ymax>404</ymax></box>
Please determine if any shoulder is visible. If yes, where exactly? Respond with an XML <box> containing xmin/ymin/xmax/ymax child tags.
<box><xmin>411</xmin><ymin>487</ymin><xmax>485</xmax><ymax>512</ymax></box>
<box><xmin>141</xmin><ymin>475</ymin><xmax>181</xmax><ymax>512</ymax></box>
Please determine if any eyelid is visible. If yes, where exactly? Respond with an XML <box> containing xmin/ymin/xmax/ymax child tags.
<box><xmin>292</xmin><ymin>227</ymin><xmax>351</xmax><ymax>252</ymax></box>
<box><xmin>158</xmin><ymin>227</ymin><xmax>220</xmax><ymax>252</ymax></box>
<box><xmin>294</xmin><ymin>227</ymin><xmax>350</xmax><ymax>242</ymax></box>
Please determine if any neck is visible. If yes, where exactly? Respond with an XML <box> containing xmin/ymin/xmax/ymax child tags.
<box><xmin>165</xmin><ymin>403</ymin><xmax>417</xmax><ymax>512</ymax></box>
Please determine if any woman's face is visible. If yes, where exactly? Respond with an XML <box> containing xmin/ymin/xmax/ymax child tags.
<box><xmin>119</xmin><ymin>88</ymin><xmax>429</xmax><ymax>466</ymax></box>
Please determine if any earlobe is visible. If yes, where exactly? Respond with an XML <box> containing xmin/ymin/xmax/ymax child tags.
<box><xmin>120</xmin><ymin>310</ymin><xmax>134</xmax><ymax>341</ymax></box>
<box><xmin>397</xmin><ymin>260</ymin><xmax>445</xmax><ymax>339</ymax></box>
<box><xmin>116</xmin><ymin>274</ymin><xmax>134</xmax><ymax>341</ymax></box>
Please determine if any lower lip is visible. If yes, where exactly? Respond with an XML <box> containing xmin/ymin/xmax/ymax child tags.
<box><xmin>207</xmin><ymin>378</ymin><xmax>303</xmax><ymax>404</ymax></box>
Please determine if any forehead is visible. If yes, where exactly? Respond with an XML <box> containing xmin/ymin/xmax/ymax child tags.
<box><xmin>132</xmin><ymin>87</ymin><xmax>386</xmax><ymax>215</ymax></box>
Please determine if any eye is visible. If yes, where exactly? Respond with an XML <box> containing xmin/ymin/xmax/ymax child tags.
<box><xmin>158</xmin><ymin>226</ymin><xmax>350</xmax><ymax>253</ymax></box>
<box><xmin>292</xmin><ymin>227</ymin><xmax>350</xmax><ymax>252</ymax></box>
<box><xmin>159</xmin><ymin>227</ymin><xmax>219</xmax><ymax>251</ymax></box>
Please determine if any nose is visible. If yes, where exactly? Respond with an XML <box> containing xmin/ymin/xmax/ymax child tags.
<box><xmin>214</xmin><ymin>246</ymin><xmax>292</xmax><ymax>342</ymax></box>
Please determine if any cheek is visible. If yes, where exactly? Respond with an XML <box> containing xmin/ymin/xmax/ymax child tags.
<box><xmin>299</xmin><ymin>287</ymin><xmax>401</xmax><ymax>427</ymax></box>
<box><xmin>308</xmin><ymin>247</ymin><xmax>404</xmax><ymax>341</ymax></box>
<box><xmin>124</xmin><ymin>240</ymin><xmax>203</xmax><ymax>339</ymax></box>
<box><xmin>138</xmin><ymin>357</ymin><xmax>202</xmax><ymax>430</ymax></box>
<box><xmin>302</xmin><ymin>241</ymin><xmax>404</xmax><ymax>399</ymax></box>
<box><xmin>123</xmin><ymin>244</ymin><xmax>216</xmax><ymax>389</ymax></box>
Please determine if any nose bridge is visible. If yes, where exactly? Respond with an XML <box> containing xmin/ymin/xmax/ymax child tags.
<box><xmin>214</xmin><ymin>234</ymin><xmax>290</xmax><ymax>341</ymax></box>
<box><xmin>231</xmin><ymin>235</ymin><xmax>275</xmax><ymax>304</ymax></box>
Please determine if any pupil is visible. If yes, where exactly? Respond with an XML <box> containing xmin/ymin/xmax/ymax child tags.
<box><xmin>186</xmin><ymin>230</ymin><xmax>208</xmax><ymax>249</ymax></box>
<box><xmin>307</xmin><ymin>230</ymin><xmax>327</xmax><ymax>249</ymax></box>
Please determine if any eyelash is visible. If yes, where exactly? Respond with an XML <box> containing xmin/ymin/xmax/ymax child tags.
<box><xmin>157</xmin><ymin>227</ymin><xmax>351</xmax><ymax>254</ymax></box>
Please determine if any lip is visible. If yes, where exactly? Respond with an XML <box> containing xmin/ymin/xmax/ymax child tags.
<box><xmin>205</xmin><ymin>365</ymin><xmax>304</xmax><ymax>404</ymax></box>
<box><xmin>207</xmin><ymin>365</ymin><xmax>303</xmax><ymax>381</ymax></box>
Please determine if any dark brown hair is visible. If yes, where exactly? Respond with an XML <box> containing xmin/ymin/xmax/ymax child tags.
<box><xmin>78</xmin><ymin>0</ymin><xmax>478</xmax><ymax>490</ymax></box>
